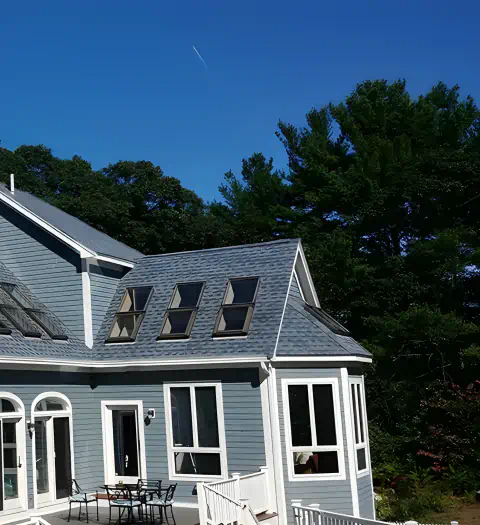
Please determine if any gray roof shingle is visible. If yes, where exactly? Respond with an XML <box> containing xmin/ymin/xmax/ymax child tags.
<box><xmin>93</xmin><ymin>239</ymin><xmax>300</xmax><ymax>360</ymax></box>
<box><xmin>0</xmin><ymin>184</ymin><xmax>143</xmax><ymax>263</ymax></box>
<box><xmin>276</xmin><ymin>295</ymin><xmax>371</xmax><ymax>358</ymax></box>
<box><xmin>0</xmin><ymin>262</ymin><xmax>91</xmax><ymax>360</ymax></box>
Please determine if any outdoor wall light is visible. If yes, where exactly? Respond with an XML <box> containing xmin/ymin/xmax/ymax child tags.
<box><xmin>27</xmin><ymin>421</ymin><xmax>35</xmax><ymax>437</ymax></box>
<box><xmin>144</xmin><ymin>408</ymin><xmax>155</xmax><ymax>425</ymax></box>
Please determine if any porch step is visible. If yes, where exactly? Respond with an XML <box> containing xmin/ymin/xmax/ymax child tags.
<box><xmin>256</xmin><ymin>512</ymin><xmax>278</xmax><ymax>522</ymax></box>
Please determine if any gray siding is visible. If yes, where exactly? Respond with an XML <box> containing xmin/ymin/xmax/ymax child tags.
<box><xmin>89</xmin><ymin>263</ymin><xmax>126</xmax><ymax>337</ymax></box>
<box><xmin>357</xmin><ymin>473</ymin><xmax>374</xmax><ymax>518</ymax></box>
<box><xmin>0</xmin><ymin>367</ymin><xmax>265</xmax><ymax>508</ymax></box>
<box><xmin>289</xmin><ymin>274</ymin><xmax>303</xmax><ymax>301</ymax></box>
<box><xmin>0</xmin><ymin>203</ymin><xmax>85</xmax><ymax>339</ymax></box>
<box><xmin>276</xmin><ymin>367</ymin><xmax>354</xmax><ymax>522</ymax></box>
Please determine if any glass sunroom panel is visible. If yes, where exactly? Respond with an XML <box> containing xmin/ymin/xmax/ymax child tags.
<box><xmin>293</xmin><ymin>451</ymin><xmax>339</xmax><ymax>475</ymax></box>
<box><xmin>312</xmin><ymin>384</ymin><xmax>337</xmax><ymax>446</ymax></box>
<box><xmin>171</xmin><ymin>283</ymin><xmax>204</xmax><ymax>308</ymax></box>
<box><xmin>174</xmin><ymin>452</ymin><xmax>221</xmax><ymax>475</ymax></box>
<box><xmin>120</xmin><ymin>287</ymin><xmax>152</xmax><ymax>312</ymax></box>
<box><xmin>171</xmin><ymin>388</ymin><xmax>194</xmax><ymax>447</ymax></box>
<box><xmin>196</xmin><ymin>387</ymin><xmax>219</xmax><ymax>448</ymax></box>
<box><xmin>288</xmin><ymin>385</ymin><xmax>312</xmax><ymax>447</ymax></box>
<box><xmin>225</xmin><ymin>278</ymin><xmax>258</xmax><ymax>304</ymax></box>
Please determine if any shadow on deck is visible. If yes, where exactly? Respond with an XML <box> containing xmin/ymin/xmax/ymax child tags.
<box><xmin>41</xmin><ymin>506</ymin><xmax>199</xmax><ymax>525</ymax></box>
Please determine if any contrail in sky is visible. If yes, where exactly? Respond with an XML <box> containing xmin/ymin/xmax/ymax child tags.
<box><xmin>193</xmin><ymin>45</ymin><xmax>208</xmax><ymax>68</ymax></box>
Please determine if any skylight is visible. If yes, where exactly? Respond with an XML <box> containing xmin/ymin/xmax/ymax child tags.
<box><xmin>158</xmin><ymin>282</ymin><xmax>204</xmax><ymax>339</ymax></box>
<box><xmin>213</xmin><ymin>277</ymin><xmax>259</xmax><ymax>337</ymax></box>
<box><xmin>106</xmin><ymin>286</ymin><xmax>153</xmax><ymax>343</ymax></box>
<box><xmin>0</xmin><ymin>283</ymin><xmax>68</xmax><ymax>340</ymax></box>
<box><xmin>305</xmin><ymin>304</ymin><xmax>350</xmax><ymax>336</ymax></box>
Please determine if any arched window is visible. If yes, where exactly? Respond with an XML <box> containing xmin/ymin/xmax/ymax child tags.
<box><xmin>32</xmin><ymin>392</ymin><xmax>72</xmax><ymax>416</ymax></box>
<box><xmin>0</xmin><ymin>393</ymin><xmax>24</xmax><ymax>416</ymax></box>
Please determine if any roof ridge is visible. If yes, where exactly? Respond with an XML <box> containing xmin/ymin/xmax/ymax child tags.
<box><xmin>142</xmin><ymin>238</ymin><xmax>300</xmax><ymax>259</ymax></box>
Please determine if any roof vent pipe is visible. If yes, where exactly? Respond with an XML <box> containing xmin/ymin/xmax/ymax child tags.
<box><xmin>10</xmin><ymin>174</ymin><xmax>14</xmax><ymax>194</ymax></box>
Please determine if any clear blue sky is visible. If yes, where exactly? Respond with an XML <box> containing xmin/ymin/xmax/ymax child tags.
<box><xmin>1</xmin><ymin>0</ymin><xmax>479</xmax><ymax>201</ymax></box>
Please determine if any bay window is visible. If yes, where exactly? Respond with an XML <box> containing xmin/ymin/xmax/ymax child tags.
<box><xmin>283</xmin><ymin>378</ymin><xmax>345</xmax><ymax>480</ymax></box>
<box><xmin>164</xmin><ymin>383</ymin><xmax>227</xmax><ymax>480</ymax></box>
<box><xmin>349</xmin><ymin>377</ymin><xmax>369</xmax><ymax>475</ymax></box>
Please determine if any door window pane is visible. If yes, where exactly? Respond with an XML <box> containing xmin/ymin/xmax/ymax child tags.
<box><xmin>313</xmin><ymin>385</ymin><xmax>337</xmax><ymax>446</ymax></box>
<box><xmin>357</xmin><ymin>448</ymin><xmax>367</xmax><ymax>471</ymax></box>
<box><xmin>112</xmin><ymin>410</ymin><xmax>139</xmax><ymax>477</ymax></box>
<box><xmin>196</xmin><ymin>387</ymin><xmax>219</xmax><ymax>448</ymax></box>
<box><xmin>171</xmin><ymin>388</ymin><xmax>193</xmax><ymax>447</ymax></box>
<box><xmin>35</xmin><ymin>420</ymin><xmax>49</xmax><ymax>494</ymax></box>
<box><xmin>3</xmin><ymin>422</ymin><xmax>17</xmax><ymax>499</ymax></box>
<box><xmin>174</xmin><ymin>452</ymin><xmax>221</xmax><ymax>475</ymax></box>
<box><xmin>0</xmin><ymin>400</ymin><xmax>16</xmax><ymax>413</ymax></box>
<box><xmin>288</xmin><ymin>385</ymin><xmax>311</xmax><ymax>446</ymax></box>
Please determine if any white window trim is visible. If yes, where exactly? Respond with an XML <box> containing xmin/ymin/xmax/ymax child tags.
<box><xmin>30</xmin><ymin>392</ymin><xmax>75</xmax><ymax>510</ymax></box>
<box><xmin>349</xmin><ymin>377</ymin><xmax>370</xmax><ymax>477</ymax></box>
<box><xmin>282</xmin><ymin>378</ymin><xmax>346</xmax><ymax>482</ymax></box>
<box><xmin>100</xmin><ymin>400</ymin><xmax>147</xmax><ymax>485</ymax></box>
<box><xmin>164</xmin><ymin>382</ymin><xmax>228</xmax><ymax>482</ymax></box>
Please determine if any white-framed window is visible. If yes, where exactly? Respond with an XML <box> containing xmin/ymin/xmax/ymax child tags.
<box><xmin>349</xmin><ymin>377</ymin><xmax>369</xmax><ymax>476</ymax></box>
<box><xmin>282</xmin><ymin>378</ymin><xmax>346</xmax><ymax>481</ymax></box>
<box><xmin>164</xmin><ymin>383</ymin><xmax>227</xmax><ymax>481</ymax></box>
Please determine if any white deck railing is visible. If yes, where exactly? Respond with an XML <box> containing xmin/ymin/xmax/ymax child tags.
<box><xmin>198</xmin><ymin>467</ymin><xmax>272</xmax><ymax>525</ymax></box>
<box><xmin>292</xmin><ymin>501</ymin><xmax>458</xmax><ymax>525</ymax></box>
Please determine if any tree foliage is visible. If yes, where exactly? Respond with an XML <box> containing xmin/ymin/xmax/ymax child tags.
<box><xmin>1</xmin><ymin>79</ymin><xmax>480</xmax><ymax>505</ymax></box>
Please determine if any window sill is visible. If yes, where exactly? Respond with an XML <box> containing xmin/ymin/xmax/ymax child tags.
<box><xmin>168</xmin><ymin>473</ymin><xmax>226</xmax><ymax>482</ymax></box>
<box><xmin>104</xmin><ymin>340</ymin><xmax>137</xmax><ymax>345</ymax></box>
<box><xmin>357</xmin><ymin>469</ymin><xmax>370</xmax><ymax>478</ymax></box>
<box><xmin>212</xmin><ymin>335</ymin><xmax>248</xmax><ymax>340</ymax></box>
<box><xmin>288</xmin><ymin>472</ymin><xmax>347</xmax><ymax>482</ymax></box>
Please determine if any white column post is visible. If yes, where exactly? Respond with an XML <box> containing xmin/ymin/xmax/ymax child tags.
<box><xmin>197</xmin><ymin>482</ymin><xmax>207</xmax><ymax>525</ymax></box>
<box><xmin>231</xmin><ymin>472</ymin><xmax>241</xmax><ymax>501</ymax></box>
<box><xmin>292</xmin><ymin>500</ymin><xmax>303</xmax><ymax>525</ymax></box>
<box><xmin>260</xmin><ymin>465</ymin><xmax>273</xmax><ymax>513</ymax></box>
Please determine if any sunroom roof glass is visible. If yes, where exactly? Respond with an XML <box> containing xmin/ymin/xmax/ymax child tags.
<box><xmin>225</xmin><ymin>278</ymin><xmax>258</xmax><ymax>304</ymax></box>
<box><xmin>170</xmin><ymin>283</ymin><xmax>204</xmax><ymax>308</ymax></box>
<box><xmin>119</xmin><ymin>287</ymin><xmax>152</xmax><ymax>312</ymax></box>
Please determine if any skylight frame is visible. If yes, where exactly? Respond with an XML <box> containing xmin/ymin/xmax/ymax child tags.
<box><xmin>0</xmin><ymin>282</ymin><xmax>68</xmax><ymax>340</ymax></box>
<box><xmin>105</xmin><ymin>286</ymin><xmax>154</xmax><ymax>343</ymax></box>
<box><xmin>158</xmin><ymin>281</ymin><xmax>206</xmax><ymax>340</ymax></box>
<box><xmin>213</xmin><ymin>277</ymin><xmax>260</xmax><ymax>337</ymax></box>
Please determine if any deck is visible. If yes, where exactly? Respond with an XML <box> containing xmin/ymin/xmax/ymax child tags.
<box><xmin>40</xmin><ymin>506</ymin><xmax>199</xmax><ymax>525</ymax></box>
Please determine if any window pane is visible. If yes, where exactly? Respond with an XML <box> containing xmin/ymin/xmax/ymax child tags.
<box><xmin>29</xmin><ymin>310</ymin><xmax>68</xmax><ymax>340</ymax></box>
<box><xmin>35</xmin><ymin>420</ymin><xmax>49</xmax><ymax>494</ymax></box>
<box><xmin>0</xmin><ymin>400</ymin><xmax>16</xmax><ymax>413</ymax></box>
<box><xmin>171</xmin><ymin>283</ymin><xmax>203</xmax><ymax>308</ymax></box>
<box><xmin>196</xmin><ymin>387</ymin><xmax>219</xmax><ymax>448</ymax></box>
<box><xmin>161</xmin><ymin>310</ymin><xmax>193</xmax><ymax>336</ymax></box>
<box><xmin>313</xmin><ymin>385</ymin><xmax>337</xmax><ymax>446</ymax></box>
<box><xmin>35</xmin><ymin>398</ymin><xmax>65</xmax><ymax>411</ymax></box>
<box><xmin>357</xmin><ymin>385</ymin><xmax>365</xmax><ymax>442</ymax></box>
<box><xmin>109</xmin><ymin>313</ymin><xmax>142</xmax><ymax>340</ymax></box>
<box><xmin>357</xmin><ymin>448</ymin><xmax>367</xmax><ymax>471</ymax></box>
<box><xmin>174</xmin><ymin>452</ymin><xmax>221</xmax><ymax>476</ymax></box>
<box><xmin>112</xmin><ymin>410</ymin><xmax>139</xmax><ymax>477</ymax></box>
<box><xmin>171</xmin><ymin>388</ymin><xmax>193</xmax><ymax>447</ymax></box>
<box><xmin>1</xmin><ymin>283</ymin><xmax>30</xmax><ymax>308</ymax></box>
<box><xmin>288</xmin><ymin>385</ymin><xmax>311</xmax><ymax>446</ymax></box>
<box><xmin>1</xmin><ymin>306</ymin><xmax>42</xmax><ymax>337</ymax></box>
<box><xmin>120</xmin><ymin>287</ymin><xmax>152</xmax><ymax>312</ymax></box>
<box><xmin>225</xmin><ymin>279</ymin><xmax>258</xmax><ymax>304</ymax></box>
<box><xmin>217</xmin><ymin>306</ymin><xmax>249</xmax><ymax>332</ymax></box>
<box><xmin>293</xmin><ymin>451</ymin><xmax>339</xmax><ymax>475</ymax></box>
<box><xmin>351</xmin><ymin>384</ymin><xmax>359</xmax><ymax>444</ymax></box>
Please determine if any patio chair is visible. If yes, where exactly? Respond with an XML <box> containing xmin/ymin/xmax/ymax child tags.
<box><xmin>67</xmin><ymin>479</ymin><xmax>99</xmax><ymax>523</ymax></box>
<box><xmin>145</xmin><ymin>483</ymin><xmax>177</xmax><ymax>524</ymax></box>
<box><xmin>137</xmin><ymin>479</ymin><xmax>162</xmax><ymax>508</ymax></box>
<box><xmin>106</xmin><ymin>485</ymin><xmax>143</xmax><ymax>524</ymax></box>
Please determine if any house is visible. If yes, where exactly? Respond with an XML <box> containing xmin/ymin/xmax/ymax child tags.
<box><xmin>0</xmin><ymin>181</ymin><xmax>374</xmax><ymax>525</ymax></box>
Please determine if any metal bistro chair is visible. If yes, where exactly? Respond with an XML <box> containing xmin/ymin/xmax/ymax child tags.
<box><xmin>145</xmin><ymin>483</ymin><xmax>177</xmax><ymax>524</ymax></box>
<box><xmin>106</xmin><ymin>485</ymin><xmax>143</xmax><ymax>524</ymax></box>
<box><xmin>137</xmin><ymin>479</ymin><xmax>161</xmax><ymax>512</ymax></box>
<box><xmin>67</xmin><ymin>479</ymin><xmax>99</xmax><ymax>523</ymax></box>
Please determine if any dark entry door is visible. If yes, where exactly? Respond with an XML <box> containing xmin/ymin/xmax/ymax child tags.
<box><xmin>112</xmin><ymin>410</ymin><xmax>139</xmax><ymax>477</ymax></box>
<box><xmin>53</xmin><ymin>417</ymin><xmax>71</xmax><ymax>499</ymax></box>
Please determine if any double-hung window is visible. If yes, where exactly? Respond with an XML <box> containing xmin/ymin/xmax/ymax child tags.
<box><xmin>158</xmin><ymin>282</ymin><xmax>204</xmax><ymax>339</ymax></box>
<box><xmin>164</xmin><ymin>383</ymin><xmax>227</xmax><ymax>480</ymax></box>
<box><xmin>213</xmin><ymin>277</ymin><xmax>259</xmax><ymax>337</ymax></box>
<box><xmin>283</xmin><ymin>378</ymin><xmax>345</xmax><ymax>481</ymax></box>
<box><xmin>106</xmin><ymin>287</ymin><xmax>153</xmax><ymax>343</ymax></box>
<box><xmin>349</xmin><ymin>377</ymin><xmax>369</xmax><ymax>475</ymax></box>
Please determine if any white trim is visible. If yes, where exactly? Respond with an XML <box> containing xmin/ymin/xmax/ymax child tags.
<box><xmin>296</xmin><ymin>242</ymin><xmax>320</xmax><ymax>307</ymax></box>
<box><xmin>100</xmin><ymin>400</ymin><xmax>147</xmax><ymax>485</ymax></box>
<box><xmin>362</xmin><ymin>375</ymin><xmax>375</xmax><ymax>519</ymax></box>
<box><xmin>0</xmin><ymin>190</ymin><xmax>136</xmax><ymax>269</ymax></box>
<box><xmin>281</xmin><ymin>377</ymin><xmax>346</xmax><ymax>482</ymax></box>
<box><xmin>81</xmin><ymin>259</ymin><xmax>94</xmax><ymax>348</ymax></box>
<box><xmin>0</xmin><ymin>393</ymin><xmax>28</xmax><ymax>515</ymax></box>
<box><xmin>30</xmin><ymin>392</ymin><xmax>75</xmax><ymax>511</ymax></box>
<box><xmin>163</xmin><ymin>382</ymin><xmax>228</xmax><ymax>482</ymax></box>
<box><xmin>268</xmin><ymin>366</ymin><xmax>287</xmax><ymax>525</ymax></box>
<box><xmin>292</xmin><ymin>270</ymin><xmax>306</xmax><ymax>301</ymax></box>
<box><xmin>348</xmin><ymin>377</ymin><xmax>370</xmax><ymax>479</ymax></box>
<box><xmin>272</xmin><ymin>246</ymin><xmax>297</xmax><ymax>359</ymax></box>
<box><xmin>341</xmin><ymin>369</ymin><xmax>360</xmax><ymax>517</ymax></box>
<box><xmin>273</xmin><ymin>356</ymin><xmax>372</xmax><ymax>363</ymax></box>
<box><xmin>260</xmin><ymin>372</ymin><xmax>276</xmax><ymax>513</ymax></box>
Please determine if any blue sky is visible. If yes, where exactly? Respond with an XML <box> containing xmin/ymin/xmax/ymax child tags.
<box><xmin>1</xmin><ymin>0</ymin><xmax>479</xmax><ymax>201</ymax></box>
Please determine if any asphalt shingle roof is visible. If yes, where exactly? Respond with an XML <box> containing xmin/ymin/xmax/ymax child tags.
<box><xmin>0</xmin><ymin>184</ymin><xmax>143</xmax><ymax>263</ymax></box>
<box><xmin>93</xmin><ymin>239</ymin><xmax>300</xmax><ymax>360</ymax></box>
<box><xmin>276</xmin><ymin>295</ymin><xmax>371</xmax><ymax>358</ymax></box>
<box><xmin>0</xmin><ymin>262</ymin><xmax>90</xmax><ymax>360</ymax></box>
